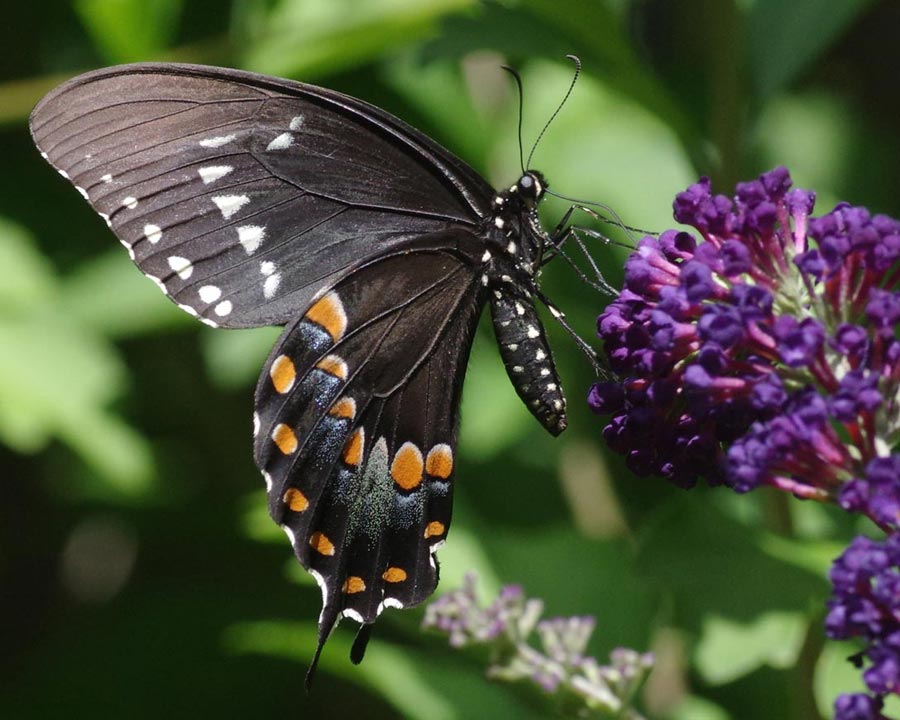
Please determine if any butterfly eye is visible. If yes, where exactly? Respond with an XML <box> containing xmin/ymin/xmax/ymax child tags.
<box><xmin>517</xmin><ymin>172</ymin><xmax>545</xmax><ymax>202</ymax></box>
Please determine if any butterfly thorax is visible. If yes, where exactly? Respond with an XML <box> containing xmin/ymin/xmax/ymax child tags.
<box><xmin>481</xmin><ymin>171</ymin><xmax>568</xmax><ymax>436</ymax></box>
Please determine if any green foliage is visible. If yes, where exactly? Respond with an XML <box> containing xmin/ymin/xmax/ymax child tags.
<box><xmin>4</xmin><ymin>1</ymin><xmax>897</xmax><ymax>718</ymax></box>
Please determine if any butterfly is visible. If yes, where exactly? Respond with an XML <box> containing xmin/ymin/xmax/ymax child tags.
<box><xmin>30</xmin><ymin>61</ymin><xmax>606</xmax><ymax>681</ymax></box>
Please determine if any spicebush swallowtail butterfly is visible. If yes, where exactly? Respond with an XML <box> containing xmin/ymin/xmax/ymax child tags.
<box><xmin>30</xmin><ymin>61</ymin><xmax>607</xmax><ymax>682</ymax></box>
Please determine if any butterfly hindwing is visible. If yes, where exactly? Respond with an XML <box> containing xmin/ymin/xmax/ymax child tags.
<box><xmin>29</xmin><ymin>63</ymin><xmax>493</xmax><ymax>328</ymax></box>
<box><xmin>253</xmin><ymin>233</ymin><xmax>483</xmax><ymax>657</ymax></box>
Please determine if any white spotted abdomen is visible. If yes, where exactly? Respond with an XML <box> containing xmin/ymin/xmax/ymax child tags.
<box><xmin>489</xmin><ymin>287</ymin><xmax>567</xmax><ymax>436</ymax></box>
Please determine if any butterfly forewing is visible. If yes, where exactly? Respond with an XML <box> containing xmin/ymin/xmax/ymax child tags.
<box><xmin>29</xmin><ymin>63</ymin><xmax>492</xmax><ymax>328</ymax></box>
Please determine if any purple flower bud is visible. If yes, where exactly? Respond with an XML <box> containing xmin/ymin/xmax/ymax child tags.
<box><xmin>698</xmin><ymin>304</ymin><xmax>745</xmax><ymax>348</ymax></box>
<box><xmin>834</xmin><ymin>692</ymin><xmax>884</xmax><ymax>720</ymax></box>
<box><xmin>680</xmin><ymin>260</ymin><xmax>716</xmax><ymax>302</ymax></box>
<box><xmin>772</xmin><ymin>316</ymin><xmax>825</xmax><ymax>367</ymax></box>
<box><xmin>720</xmin><ymin>239</ymin><xmax>752</xmax><ymax>275</ymax></box>
<box><xmin>657</xmin><ymin>228</ymin><xmax>696</xmax><ymax>260</ymax></box>
<box><xmin>794</xmin><ymin>249</ymin><xmax>826</xmax><ymax>280</ymax></box>
<box><xmin>832</xmin><ymin>323</ymin><xmax>870</xmax><ymax>357</ymax></box>
<box><xmin>866</xmin><ymin>289</ymin><xmax>900</xmax><ymax>333</ymax></box>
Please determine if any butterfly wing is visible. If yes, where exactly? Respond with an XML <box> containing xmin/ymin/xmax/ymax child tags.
<box><xmin>253</xmin><ymin>231</ymin><xmax>484</xmax><ymax>673</ymax></box>
<box><xmin>29</xmin><ymin>63</ymin><xmax>494</xmax><ymax>327</ymax></box>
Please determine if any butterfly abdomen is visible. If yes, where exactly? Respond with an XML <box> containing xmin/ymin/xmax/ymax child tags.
<box><xmin>489</xmin><ymin>285</ymin><xmax>567</xmax><ymax>436</ymax></box>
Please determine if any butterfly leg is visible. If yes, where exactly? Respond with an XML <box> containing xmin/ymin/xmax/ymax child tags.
<box><xmin>526</xmin><ymin>282</ymin><xmax>611</xmax><ymax>378</ymax></box>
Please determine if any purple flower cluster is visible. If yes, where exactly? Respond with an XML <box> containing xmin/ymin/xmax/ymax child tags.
<box><xmin>422</xmin><ymin>573</ymin><xmax>653</xmax><ymax>717</ymax></box>
<box><xmin>827</xmin><ymin>535</ymin><xmax>900</xmax><ymax>718</ymax></box>
<box><xmin>589</xmin><ymin>167</ymin><xmax>900</xmax><ymax>531</ymax></box>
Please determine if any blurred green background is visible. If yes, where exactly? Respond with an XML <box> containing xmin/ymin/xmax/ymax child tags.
<box><xmin>2</xmin><ymin>0</ymin><xmax>898</xmax><ymax>718</ymax></box>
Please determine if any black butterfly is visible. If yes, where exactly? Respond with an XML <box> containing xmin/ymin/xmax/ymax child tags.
<box><xmin>30</xmin><ymin>62</ymin><xmax>604</xmax><ymax>681</ymax></box>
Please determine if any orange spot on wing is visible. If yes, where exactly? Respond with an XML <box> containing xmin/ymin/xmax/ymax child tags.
<box><xmin>424</xmin><ymin>521</ymin><xmax>445</xmax><ymax>539</ymax></box>
<box><xmin>309</xmin><ymin>532</ymin><xmax>335</xmax><ymax>556</ymax></box>
<box><xmin>283</xmin><ymin>488</ymin><xmax>308</xmax><ymax>512</ymax></box>
<box><xmin>305</xmin><ymin>291</ymin><xmax>347</xmax><ymax>342</ymax></box>
<box><xmin>272</xmin><ymin>423</ymin><xmax>298</xmax><ymax>455</ymax></box>
<box><xmin>342</xmin><ymin>576</ymin><xmax>366</xmax><ymax>594</ymax></box>
<box><xmin>316</xmin><ymin>354</ymin><xmax>348</xmax><ymax>380</ymax></box>
<box><xmin>391</xmin><ymin>442</ymin><xmax>423</xmax><ymax>490</ymax></box>
<box><xmin>425</xmin><ymin>444</ymin><xmax>453</xmax><ymax>479</ymax></box>
<box><xmin>342</xmin><ymin>428</ymin><xmax>364</xmax><ymax>467</ymax></box>
<box><xmin>329</xmin><ymin>397</ymin><xmax>356</xmax><ymax>420</ymax></box>
<box><xmin>382</xmin><ymin>567</ymin><xmax>407</xmax><ymax>583</ymax></box>
<box><xmin>269</xmin><ymin>354</ymin><xmax>296</xmax><ymax>393</ymax></box>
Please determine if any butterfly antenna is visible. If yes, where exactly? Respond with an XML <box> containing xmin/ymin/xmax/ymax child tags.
<box><xmin>501</xmin><ymin>65</ymin><xmax>526</xmax><ymax>174</ymax></box>
<box><xmin>526</xmin><ymin>54</ymin><xmax>581</xmax><ymax>169</ymax></box>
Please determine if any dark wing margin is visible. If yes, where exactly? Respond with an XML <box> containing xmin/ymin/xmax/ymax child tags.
<box><xmin>252</xmin><ymin>233</ymin><xmax>484</xmax><ymax>684</ymax></box>
<box><xmin>29</xmin><ymin>62</ymin><xmax>494</xmax><ymax>328</ymax></box>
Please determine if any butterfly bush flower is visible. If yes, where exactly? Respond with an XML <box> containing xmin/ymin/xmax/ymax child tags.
<box><xmin>589</xmin><ymin>167</ymin><xmax>900</xmax><ymax>715</ymax></box>
<box><xmin>589</xmin><ymin>167</ymin><xmax>900</xmax><ymax>530</ymax></box>
<box><xmin>827</xmin><ymin>535</ymin><xmax>900</xmax><ymax>718</ymax></box>
<box><xmin>422</xmin><ymin>573</ymin><xmax>653</xmax><ymax>718</ymax></box>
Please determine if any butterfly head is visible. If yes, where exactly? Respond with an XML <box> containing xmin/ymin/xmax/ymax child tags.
<box><xmin>516</xmin><ymin>171</ymin><xmax>547</xmax><ymax>208</ymax></box>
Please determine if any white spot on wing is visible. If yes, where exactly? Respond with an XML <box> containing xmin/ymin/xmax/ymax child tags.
<box><xmin>199</xmin><ymin>134</ymin><xmax>236</xmax><ymax>148</ymax></box>
<box><xmin>76</xmin><ymin>186</ymin><xmax>89</xmax><ymax>200</ymax></box>
<box><xmin>100</xmin><ymin>213</ymin><xmax>112</xmax><ymax>227</ymax></box>
<box><xmin>342</xmin><ymin>609</ymin><xmax>364</xmax><ymax>624</ymax></box>
<box><xmin>214</xmin><ymin>300</ymin><xmax>233</xmax><ymax>317</ymax></box>
<box><xmin>536</xmin><ymin>349</ymin><xmax>546</xmax><ymax>360</ymax></box>
<box><xmin>167</xmin><ymin>256</ymin><xmax>193</xmax><ymax>280</ymax></box>
<box><xmin>289</xmin><ymin>116</ymin><xmax>304</xmax><ymax>130</ymax></box>
<box><xmin>266</xmin><ymin>132</ymin><xmax>294</xmax><ymax>151</ymax></box>
<box><xmin>101</xmin><ymin>174</ymin><xmax>113</xmax><ymax>183</ymax></box>
<box><xmin>198</xmin><ymin>285</ymin><xmax>222</xmax><ymax>303</ymax></box>
<box><xmin>198</xmin><ymin>165</ymin><xmax>233</xmax><ymax>184</ymax></box>
<box><xmin>122</xmin><ymin>196</ymin><xmax>138</xmax><ymax>210</ymax></box>
<box><xmin>527</xmin><ymin>325</ymin><xmax>540</xmax><ymax>339</ymax></box>
<box><xmin>377</xmin><ymin>598</ymin><xmax>404</xmax><ymax>615</ymax></box>
<box><xmin>253</xmin><ymin>413</ymin><xmax>261</xmax><ymax>439</ymax></box>
<box><xmin>177</xmin><ymin>303</ymin><xmax>198</xmax><ymax>317</ymax></box>
<box><xmin>200</xmin><ymin>317</ymin><xmax>219</xmax><ymax>328</ymax></box>
<box><xmin>263</xmin><ymin>273</ymin><xmax>281</xmax><ymax>299</ymax></box>
<box><xmin>309</xmin><ymin>569</ymin><xmax>329</xmax><ymax>612</ymax></box>
<box><xmin>237</xmin><ymin>225</ymin><xmax>265</xmax><ymax>254</ymax></box>
<box><xmin>282</xmin><ymin>526</ymin><xmax>296</xmax><ymax>546</ymax></box>
<box><xmin>143</xmin><ymin>224</ymin><xmax>162</xmax><ymax>244</ymax></box>
<box><xmin>515</xmin><ymin>302</ymin><xmax>525</xmax><ymax>316</ymax></box>
<box><xmin>260</xmin><ymin>261</ymin><xmax>276</xmax><ymax>276</ymax></box>
<box><xmin>212</xmin><ymin>195</ymin><xmax>249</xmax><ymax>219</ymax></box>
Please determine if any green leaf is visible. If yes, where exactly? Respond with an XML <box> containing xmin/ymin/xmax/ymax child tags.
<box><xmin>0</xmin><ymin>219</ymin><xmax>154</xmax><ymax>494</ymax></box>
<box><xmin>667</xmin><ymin>694</ymin><xmax>733</xmax><ymax>720</ymax></box>
<box><xmin>636</xmin><ymin>497</ymin><xmax>828</xmax><ymax>629</ymax></box>
<box><xmin>695</xmin><ymin>611</ymin><xmax>807</xmax><ymax>684</ymax></box>
<box><xmin>61</xmin><ymin>250</ymin><xmax>193</xmax><ymax>338</ymax></box>
<box><xmin>225</xmin><ymin>620</ymin><xmax>549</xmax><ymax>719</ymax></box>
<box><xmin>0</xmin><ymin>218</ymin><xmax>58</xmax><ymax>313</ymax></box>
<box><xmin>241</xmin><ymin>0</ymin><xmax>476</xmax><ymax>78</ymax></box>
<box><xmin>202</xmin><ymin>326</ymin><xmax>279</xmax><ymax>389</ymax></box>
<box><xmin>747</xmin><ymin>0</ymin><xmax>876</xmax><ymax>98</ymax></box>
<box><xmin>74</xmin><ymin>0</ymin><xmax>184</xmax><ymax>63</ymax></box>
